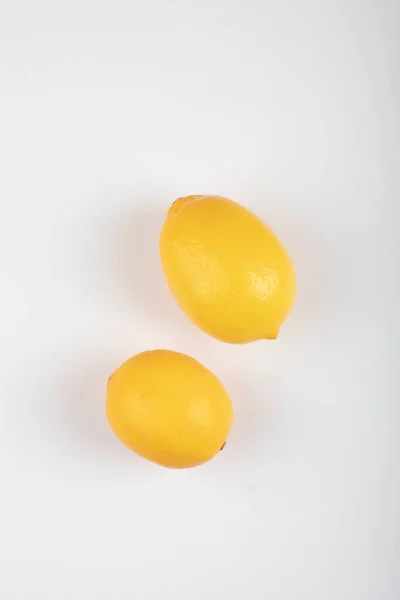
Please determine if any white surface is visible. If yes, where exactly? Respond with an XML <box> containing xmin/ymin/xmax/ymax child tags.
<box><xmin>0</xmin><ymin>1</ymin><xmax>399</xmax><ymax>598</ymax></box>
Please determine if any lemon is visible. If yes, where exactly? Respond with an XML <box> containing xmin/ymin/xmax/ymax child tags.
<box><xmin>106</xmin><ymin>350</ymin><xmax>233</xmax><ymax>468</ymax></box>
<box><xmin>160</xmin><ymin>195</ymin><xmax>296</xmax><ymax>343</ymax></box>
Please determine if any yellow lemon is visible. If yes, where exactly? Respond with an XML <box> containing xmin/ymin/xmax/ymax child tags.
<box><xmin>106</xmin><ymin>350</ymin><xmax>233</xmax><ymax>468</ymax></box>
<box><xmin>160</xmin><ymin>195</ymin><xmax>296</xmax><ymax>343</ymax></box>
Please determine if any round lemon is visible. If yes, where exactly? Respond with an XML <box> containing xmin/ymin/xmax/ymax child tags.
<box><xmin>160</xmin><ymin>195</ymin><xmax>296</xmax><ymax>343</ymax></box>
<box><xmin>106</xmin><ymin>350</ymin><xmax>233</xmax><ymax>468</ymax></box>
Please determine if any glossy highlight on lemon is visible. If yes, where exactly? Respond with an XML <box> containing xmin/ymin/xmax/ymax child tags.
<box><xmin>160</xmin><ymin>195</ymin><xmax>296</xmax><ymax>343</ymax></box>
<box><xmin>106</xmin><ymin>350</ymin><xmax>233</xmax><ymax>469</ymax></box>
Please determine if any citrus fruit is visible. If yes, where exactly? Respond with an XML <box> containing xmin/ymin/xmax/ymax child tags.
<box><xmin>159</xmin><ymin>195</ymin><xmax>296</xmax><ymax>343</ymax></box>
<box><xmin>106</xmin><ymin>349</ymin><xmax>233</xmax><ymax>468</ymax></box>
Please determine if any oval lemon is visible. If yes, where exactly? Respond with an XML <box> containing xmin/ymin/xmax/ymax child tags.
<box><xmin>106</xmin><ymin>350</ymin><xmax>233</xmax><ymax>468</ymax></box>
<box><xmin>160</xmin><ymin>195</ymin><xmax>296</xmax><ymax>343</ymax></box>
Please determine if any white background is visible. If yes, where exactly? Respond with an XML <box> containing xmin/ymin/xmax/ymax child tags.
<box><xmin>0</xmin><ymin>1</ymin><xmax>398</xmax><ymax>598</ymax></box>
